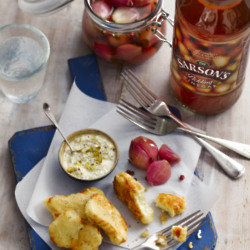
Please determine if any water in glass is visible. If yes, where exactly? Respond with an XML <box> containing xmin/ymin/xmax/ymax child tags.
<box><xmin>0</xmin><ymin>36</ymin><xmax>46</xmax><ymax>103</ymax></box>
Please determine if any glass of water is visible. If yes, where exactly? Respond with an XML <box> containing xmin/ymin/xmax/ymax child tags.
<box><xmin>0</xmin><ymin>23</ymin><xmax>50</xmax><ymax>103</ymax></box>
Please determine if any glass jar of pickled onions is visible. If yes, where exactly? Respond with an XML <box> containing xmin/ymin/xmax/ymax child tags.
<box><xmin>82</xmin><ymin>0</ymin><xmax>166</xmax><ymax>64</ymax></box>
<box><xmin>170</xmin><ymin>0</ymin><xmax>250</xmax><ymax>115</ymax></box>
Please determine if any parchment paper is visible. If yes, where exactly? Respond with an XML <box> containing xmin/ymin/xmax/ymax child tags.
<box><xmin>17</xmin><ymin>83</ymin><xmax>219</xmax><ymax>249</ymax></box>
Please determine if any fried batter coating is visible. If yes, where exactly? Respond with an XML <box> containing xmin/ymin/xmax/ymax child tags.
<box><xmin>44</xmin><ymin>187</ymin><xmax>103</xmax><ymax>220</ymax></box>
<box><xmin>113</xmin><ymin>172</ymin><xmax>154</xmax><ymax>224</ymax></box>
<box><xmin>155</xmin><ymin>193</ymin><xmax>186</xmax><ymax>217</ymax></box>
<box><xmin>85</xmin><ymin>193</ymin><xmax>127</xmax><ymax>245</ymax></box>
<box><xmin>48</xmin><ymin>209</ymin><xmax>83</xmax><ymax>248</ymax></box>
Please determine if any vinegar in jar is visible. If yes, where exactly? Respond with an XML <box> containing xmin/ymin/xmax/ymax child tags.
<box><xmin>170</xmin><ymin>0</ymin><xmax>250</xmax><ymax>115</ymax></box>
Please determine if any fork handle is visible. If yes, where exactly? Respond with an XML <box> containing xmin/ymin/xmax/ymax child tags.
<box><xmin>195</xmin><ymin>137</ymin><xmax>245</xmax><ymax>179</ymax></box>
<box><xmin>170</xmin><ymin>116</ymin><xmax>245</xmax><ymax>178</ymax></box>
<box><xmin>169</xmin><ymin>114</ymin><xmax>250</xmax><ymax>159</ymax></box>
<box><xmin>177</xmin><ymin>127</ymin><xmax>250</xmax><ymax>159</ymax></box>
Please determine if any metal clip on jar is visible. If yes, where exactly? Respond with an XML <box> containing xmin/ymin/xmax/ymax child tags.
<box><xmin>82</xmin><ymin>0</ymin><xmax>173</xmax><ymax>64</ymax></box>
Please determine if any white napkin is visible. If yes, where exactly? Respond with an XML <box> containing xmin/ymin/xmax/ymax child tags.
<box><xmin>14</xmin><ymin>83</ymin><xmax>218</xmax><ymax>249</ymax></box>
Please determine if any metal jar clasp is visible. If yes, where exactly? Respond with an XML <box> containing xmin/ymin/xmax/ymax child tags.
<box><xmin>150</xmin><ymin>9</ymin><xmax>174</xmax><ymax>47</ymax></box>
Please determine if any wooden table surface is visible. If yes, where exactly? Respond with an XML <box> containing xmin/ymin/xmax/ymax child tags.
<box><xmin>0</xmin><ymin>1</ymin><xmax>249</xmax><ymax>249</ymax></box>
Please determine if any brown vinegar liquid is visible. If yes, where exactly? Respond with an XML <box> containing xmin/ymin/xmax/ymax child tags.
<box><xmin>170</xmin><ymin>0</ymin><xmax>250</xmax><ymax>115</ymax></box>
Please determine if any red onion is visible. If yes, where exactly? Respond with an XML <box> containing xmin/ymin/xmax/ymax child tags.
<box><xmin>158</xmin><ymin>144</ymin><xmax>181</xmax><ymax>165</ymax></box>
<box><xmin>129</xmin><ymin>136</ymin><xmax>158</xmax><ymax>169</ymax></box>
<box><xmin>146</xmin><ymin>160</ymin><xmax>171</xmax><ymax>185</ymax></box>
<box><xmin>116</xmin><ymin>44</ymin><xmax>142</xmax><ymax>61</ymax></box>
<box><xmin>91</xmin><ymin>1</ymin><xmax>113</xmax><ymax>20</ymax></box>
<box><xmin>93</xmin><ymin>42</ymin><xmax>114</xmax><ymax>61</ymax></box>
<box><xmin>112</xmin><ymin>7</ymin><xmax>139</xmax><ymax>23</ymax></box>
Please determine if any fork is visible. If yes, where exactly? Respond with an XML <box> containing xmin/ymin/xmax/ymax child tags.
<box><xmin>117</xmin><ymin>99</ymin><xmax>245</xmax><ymax>179</ymax></box>
<box><xmin>131</xmin><ymin>210</ymin><xmax>205</xmax><ymax>250</ymax></box>
<box><xmin>121</xmin><ymin>68</ymin><xmax>250</xmax><ymax>160</ymax></box>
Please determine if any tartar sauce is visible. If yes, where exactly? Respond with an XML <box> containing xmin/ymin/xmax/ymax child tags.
<box><xmin>62</xmin><ymin>133</ymin><xmax>117</xmax><ymax>180</ymax></box>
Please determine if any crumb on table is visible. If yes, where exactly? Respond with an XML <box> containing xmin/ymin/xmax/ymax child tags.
<box><xmin>197</xmin><ymin>229</ymin><xmax>202</xmax><ymax>239</ymax></box>
<box><xmin>188</xmin><ymin>241</ymin><xmax>193</xmax><ymax>249</ymax></box>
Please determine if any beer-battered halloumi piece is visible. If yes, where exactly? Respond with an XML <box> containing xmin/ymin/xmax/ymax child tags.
<box><xmin>49</xmin><ymin>209</ymin><xmax>102</xmax><ymax>249</ymax></box>
<box><xmin>85</xmin><ymin>193</ymin><xmax>127</xmax><ymax>245</ymax></box>
<box><xmin>71</xmin><ymin>222</ymin><xmax>102</xmax><ymax>250</ymax></box>
<box><xmin>44</xmin><ymin>187</ymin><xmax>104</xmax><ymax>220</ymax></box>
<box><xmin>48</xmin><ymin>209</ymin><xmax>83</xmax><ymax>248</ymax></box>
<box><xmin>171</xmin><ymin>225</ymin><xmax>187</xmax><ymax>242</ymax></box>
<box><xmin>155</xmin><ymin>194</ymin><xmax>186</xmax><ymax>217</ymax></box>
<box><xmin>113</xmin><ymin>172</ymin><xmax>154</xmax><ymax>224</ymax></box>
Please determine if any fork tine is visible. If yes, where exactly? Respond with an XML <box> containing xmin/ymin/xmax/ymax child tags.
<box><xmin>119</xmin><ymin>99</ymin><xmax>158</xmax><ymax>122</ymax></box>
<box><xmin>123</xmin><ymin>69</ymin><xmax>156</xmax><ymax>103</ymax></box>
<box><xmin>182</xmin><ymin>212</ymin><xmax>204</xmax><ymax>228</ymax></box>
<box><xmin>122</xmin><ymin>70</ymin><xmax>155</xmax><ymax>105</ymax></box>
<box><xmin>118</xmin><ymin>101</ymin><xmax>156</xmax><ymax>127</ymax></box>
<box><xmin>123</xmin><ymin>68</ymin><xmax>160</xmax><ymax>102</ymax></box>
<box><xmin>159</xmin><ymin>210</ymin><xmax>202</xmax><ymax>235</ymax></box>
<box><xmin>186</xmin><ymin>217</ymin><xmax>206</xmax><ymax>235</ymax></box>
<box><xmin>130</xmin><ymin>210</ymin><xmax>205</xmax><ymax>250</ymax></box>
<box><xmin>117</xmin><ymin>106</ymin><xmax>155</xmax><ymax>129</ymax></box>
<box><xmin>117</xmin><ymin>106</ymin><xmax>156</xmax><ymax>133</ymax></box>
<box><xmin>121</xmin><ymin>73</ymin><xmax>150</xmax><ymax>108</ymax></box>
<box><xmin>117</xmin><ymin>109</ymin><xmax>156</xmax><ymax>134</ymax></box>
<box><xmin>164</xmin><ymin>213</ymin><xmax>204</xmax><ymax>240</ymax></box>
<box><xmin>164</xmin><ymin>211</ymin><xmax>205</xmax><ymax>249</ymax></box>
<box><xmin>166</xmin><ymin>220</ymin><xmax>206</xmax><ymax>249</ymax></box>
<box><xmin>157</xmin><ymin>211</ymin><xmax>203</xmax><ymax>245</ymax></box>
<box><xmin>121</xmin><ymin>70</ymin><xmax>156</xmax><ymax>105</ymax></box>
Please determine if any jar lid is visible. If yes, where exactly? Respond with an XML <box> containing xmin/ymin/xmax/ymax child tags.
<box><xmin>18</xmin><ymin>0</ymin><xmax>74</xmax><ymax>15</ymax></box>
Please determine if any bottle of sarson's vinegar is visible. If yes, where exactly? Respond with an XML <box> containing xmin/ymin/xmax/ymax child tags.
<box><xmin>170</xmin><ymin>0</ymin><xmax>250</xmax><ymax>115</ymax></box>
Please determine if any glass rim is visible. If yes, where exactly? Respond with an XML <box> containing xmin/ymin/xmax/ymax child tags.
<box><xmin>0</xmin><ymin>23</ymin><xmax>50</xmax><ymax>81</ymax></box>
<box><xmin>84</xmin><ymin>0</ymin><xmax>163</xmax><ymax>32</ymax></box>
